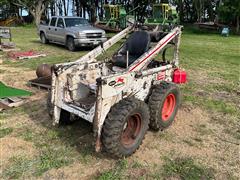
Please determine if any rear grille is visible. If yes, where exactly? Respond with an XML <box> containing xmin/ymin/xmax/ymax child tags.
<box><xmin>86</xmin><ymin>33</ymin><xmax>102</xmax><ymax>38</ymax></box>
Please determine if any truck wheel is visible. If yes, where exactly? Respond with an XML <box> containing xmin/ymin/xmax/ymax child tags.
<box><xmin>148</xmin><ymin>82</ymin><xmax>180</xmax><ymax>131</ymax></box>
<box><xmin>40</xmin><ymin>32</ymin><xmax>49</xmax><ymax>44</ymax></box>
<box><xmin>66</xmin><ymin>37</ymin><xmax>76</xmax><ymax>51</ymax></box>
<box><xmin>47</xmin><ymin>91</ymin><xmax>53</xmax><ymax>118</ymax></box>
<box><xmin>102</xmin><ymin>98</ymin><xmax>150</xmax><ymax>158</ymax></box>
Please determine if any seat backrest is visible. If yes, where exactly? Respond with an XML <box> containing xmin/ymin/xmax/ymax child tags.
<box><xmin>125</xmin><ymin>31</ymin><xmax>150</xmax><ymax>57</ymax></box>
<box><xmin>111</xmin><ymin>31</ymin><xmax>151</xmax><ymax>69</ymax></box>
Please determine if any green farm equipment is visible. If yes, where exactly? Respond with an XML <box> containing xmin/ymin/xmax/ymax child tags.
<box><xmin>145</xmin><ymin>3</ymin><xmax>179</xmax><ymax>27</ymax></box>
<box><xmin>95</xmin><ymin>5</ymin><xmax>138</xmax><ymax>32</ymax></box>
<box><xmin>142</xmin><ymin>3</ymin><xmax>180</xmax><ymax>41</ymax></box>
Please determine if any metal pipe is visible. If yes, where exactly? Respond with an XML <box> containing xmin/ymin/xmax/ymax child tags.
<box><xmin>139</xmin><ymin>64</ymin><xmax>172</xmax><ymax>77</ymax></box>
<box><xmin>126</xmin><ymin>50</ymin><xmax>129</xmax><ymax>68</ymax></box>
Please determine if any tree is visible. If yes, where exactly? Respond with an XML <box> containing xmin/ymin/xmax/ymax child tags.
<box><xmin>193</xmin><ymin>0</ymin><xmax>206</xmax><ymax>22</ymax></box>
<box><xmin>219</xmin><ymin>0</ymin><xmax>240</xmax><ymax>33</ymax></box>
<box><xmin>13</xmin><ymin>0</ymin><xmax>53</xmax><ymax>26</ymax></box>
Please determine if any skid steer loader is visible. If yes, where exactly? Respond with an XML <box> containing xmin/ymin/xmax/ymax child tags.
<box><xmin>48</xmin><ymin>25</ymin><xmax>187</xmax><ymax>157</ymax></box>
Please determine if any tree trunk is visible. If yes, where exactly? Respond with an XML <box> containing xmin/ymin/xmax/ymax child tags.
<box><xmin>62</xmin><ymin>0</ymin><xmax>66</xmax><ymax>16</ymax></box>
<box><xmin>35</xmin><ymin>13</ymin><xmax>42</xmax><ymax>26</ymax></box>
<box><xmin>67</xmin><ymin>0</ymin><xmax>70</xmax><ymax>16</ymax></box>
<box><xmin>29</xmin><ymin>1</ymin><xmax>46</xmax><ymax>26</ymax></box>
<box><xmin>76</xmin><ymin>0</ymin><xmax>80</xmax><ymax>16</ymax></box>
<box><xmin>178</xmin><ymin>0</ymin><xmax>184</xmax><ymax>22</ymax></box>
<box><xmin>236</xmin><ymin>15</ymin><xmax>239</xmax><ymax>34</ymax></box>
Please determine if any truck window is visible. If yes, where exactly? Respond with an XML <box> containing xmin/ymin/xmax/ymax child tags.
<box><xmin>50</xmin><ymin>18</ymin><xmax>57</xmax><ymax>26</ymax></box>
<box><xmin>57</xmin><ymin>18</ymin><xmax>64</xmax><ymax>28</ymax></box>
<box><xmin>65</xmin><ymin>18</ymin><xmax>89</xmax><ymax>27</ymax></box>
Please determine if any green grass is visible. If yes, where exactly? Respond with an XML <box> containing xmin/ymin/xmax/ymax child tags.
<box><xmin>0</xmin><ymin>127</ymin><xmax>13</xmax><ymax>138</ymax></box>
<box><xmin>97</xmin><ymin>159</ymin><xmax>128</xmax><ymax>180</ymax></box>
<box><xmin>35</xmin><ymin>146</ymin><xmax>74</xmax><ymax>176</ymax></box>
<box><xmin>3</xmin><ymin>156</ymin><xmax>36</xmax><ymax>179</ymax></box>
<box><xmin>2</xmin><ymin>145</ymin><xmax>76</xmax><ymax>178</ymax></box>
<box><xmin>183</xmin><ymin>95</ymin><xmax>239</xmax><ymax>116</ymax></box>
<box><xmin>1</xmin><ymin>108</ymin><xmax>94</xmax><ymax>178</ymax></box>
<box><xmin>0</xmin><ymin>69</ymin><xmax>6</xmax><ymax>73</ymax></box>
<box><xmin>3</xmin><ymin>26</ymin><xmax>88</xmax><ymax>69</ymax></box>
<box><xmin>179</xmin><ymin>28</ymin><xmax>240</xmax><ymax>121</ymax></box>
<box><xmin>2</xmin><ymin>146</ymin><xmax>73</xmax><ymax>178</ymax></box>
<box><xmin>162</xmin><ymin>157</ymin><xmax>215</xmax><ymax>180</ymax></box>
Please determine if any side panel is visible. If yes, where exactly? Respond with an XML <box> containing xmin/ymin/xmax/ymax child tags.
<box><xmin>94</xmin><ymin>86</ymin><xmax>122</xmax><ymax>152</ymax></box>
<box><xmin>47</xmin><ymin>17</ymin><xmax>58</xmax><ymax>41</ymax></box>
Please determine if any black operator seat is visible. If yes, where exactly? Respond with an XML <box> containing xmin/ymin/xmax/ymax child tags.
<box><xmin>112</xmin><ymin>31</ymin><xmax>151</xmax><ymax>68</ymax></box>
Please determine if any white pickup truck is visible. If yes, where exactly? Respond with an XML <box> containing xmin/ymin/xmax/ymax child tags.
<box><xmin>38</xmin><ymin>16</ymin><xmax>107</xmax><ymax>51</ymax></box>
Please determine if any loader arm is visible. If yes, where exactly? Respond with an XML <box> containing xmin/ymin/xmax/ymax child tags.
<box><xmin>53</xmin><ymin>25</ymin><xmax>134</xmax><ymax>75</ymax></box>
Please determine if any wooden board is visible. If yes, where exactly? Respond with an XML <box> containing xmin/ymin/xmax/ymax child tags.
<box><xmin>17</xmin><ymin>53</ymin><xmax>46</xmax><ymax>59</ymax></box>
<box><xmin>0</xmin><ymin>97</ymin><xmax>25</xmax><ymax>111</ymax></box>
<box><xmin>28</xmin><ymin>76</ymin><xmax>51</xmax><ymax>90</ymax></box>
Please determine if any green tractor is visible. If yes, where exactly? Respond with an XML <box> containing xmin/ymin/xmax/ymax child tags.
<box><xmin>142</xmin><ymin>3</ymin><xmax>180</xmax><ymax>41</ymax></box>
<box><xmin>145</xmin><ymin>3</ymin><xmax>179</xmax><ymax>27</ymax></box>
<box><xmin>95</xmin><ymin>3</ymin><xmax>179</xmax><ymax>36</ymax></box>
<box><xmin>95</xmin><ymin>5</ymin><xmax>137</xmax><ymax>32</ymax></box>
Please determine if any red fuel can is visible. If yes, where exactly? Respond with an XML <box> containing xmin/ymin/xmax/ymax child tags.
<box><xmin>173</xmin><ymin>69</ymin><xmax>187</xmax><ymax>84</ymax></box>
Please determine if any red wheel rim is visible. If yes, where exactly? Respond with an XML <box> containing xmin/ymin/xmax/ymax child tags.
<box><xmin>162</xmin><ymin>93</ymin><xmax>176</xmax><ymax>121</ymax></box>
<box><xmin>121</xmin><ymin>113</ymin><xmax>142</xmax><ymax>147</ymax></box>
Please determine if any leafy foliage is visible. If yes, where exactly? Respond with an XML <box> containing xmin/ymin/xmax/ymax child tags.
<box><xmin>218</xmin><ymin>0</ymin><xmax>240</xmax><ymax>32</ymax></box>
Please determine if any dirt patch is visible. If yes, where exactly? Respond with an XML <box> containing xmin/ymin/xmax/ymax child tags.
<box><xmin>188</xmin><ymin>69</ymin><xmax>225</xmax><ymax>87</ymax></box>
<box><xmin>0</xmin><ymin>65</ymin><xmax>35</xmax><ymax>91</ymax></box>
<box><xmin>212</xmin><ymin>91</ymin><xmax>240</xmax><ymax>106</ymax></box>
<box><xmin>131</xmin><ymin>106</ymin><xmax>239</xmax><ymax>178</ymax></box>
<box><xmin>0</xmin><ymin>137</ymin><xmax>37</xmax><ymax>165</ymax></box>
<box><xmin>43</xmin><ymin>160</ymin><xmax>113</xmax><ymax>180</ymax></box>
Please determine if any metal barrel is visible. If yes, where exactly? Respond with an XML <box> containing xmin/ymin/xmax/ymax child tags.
<box><xmin>36</xmin><ymin>64</ymin><xmax>52</xmax><ymax>78</ymax></box>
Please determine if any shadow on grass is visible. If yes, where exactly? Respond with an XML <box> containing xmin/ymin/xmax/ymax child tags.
<box><xmin>1</xmin><ymin>95</ymin><xmax>113</xmax><ymax>178</ymax></box>
<box><xmin>21</xmin><ymin>96</ymin><xmax>110</xmax><ymax>160</ymax></box>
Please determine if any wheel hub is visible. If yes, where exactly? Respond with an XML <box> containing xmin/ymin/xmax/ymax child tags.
<box><xmin>121</xmin><ymin>113</ymin><xmax>142</xmax><ymax>147</ymax></box>
<box><xmin>162</xmin><ymin>93</ymin><xmax>176</xmax><ymax>121</ymax></box>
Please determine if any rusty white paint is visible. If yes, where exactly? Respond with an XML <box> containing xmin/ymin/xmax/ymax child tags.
<box><xmin>51</xmin><ymin>25</ymin><xmax>182</xmax><ymax>151</ymax></box>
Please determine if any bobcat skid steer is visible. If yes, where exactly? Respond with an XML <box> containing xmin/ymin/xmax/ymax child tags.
<box><xmin>48</xmin><ymin>25</ymin><xmax>187</xmax><ymax>157</ymax></box>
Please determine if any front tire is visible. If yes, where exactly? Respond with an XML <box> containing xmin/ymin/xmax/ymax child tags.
<box><xmin>40</xmin><ymin>32</ymin><xmax>49</xmax><ymax>44</ymax></box>
<box><xmin>66</xmin><ymin>37</ymin><xmax>76</xmax><ymax>51</ymax></box>
<box><xmin>149</xmin><ymin>82</ymin><xmax>180</xmax><ymax>130</ymax></box>
<box><xmin>102</xmin><ymin>98</ymin><xmax>150</xmax><ymax>158</ymax></box>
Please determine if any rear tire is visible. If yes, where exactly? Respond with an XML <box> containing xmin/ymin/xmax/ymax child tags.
<box><xmin>66</xmin><ymin>37</ymin><xmax>76</xmax><ymax>51</ymax></box>
<box><xmin>40</xmin><ymin>32</ymin><xmax>49</xmax><ymax>44</ymax></box>
<box><xmin>59</xmin><ymin>109</ymin><xmax>71</xmax><ymax>125</ymax></box>
<box><xmin>102</xmin><ymin>98</ymin><xmax>150</xmax><ymax>158</ymax></box>
<box><xmin>149</xmin><ymin>82</ymin><xmax>180</xmax><ymax>130</ymax></box>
